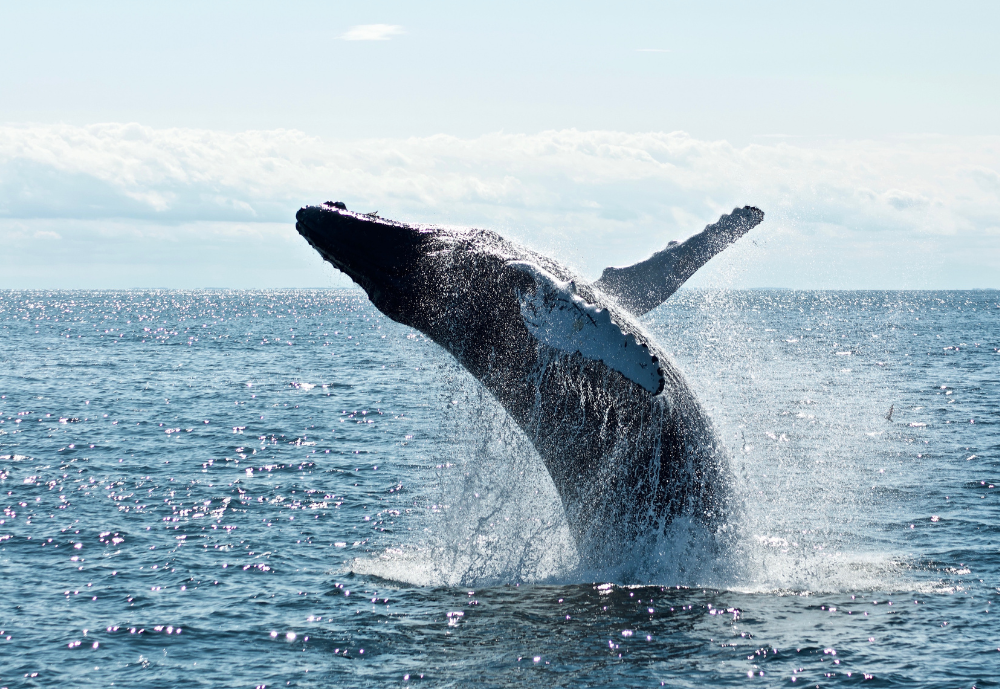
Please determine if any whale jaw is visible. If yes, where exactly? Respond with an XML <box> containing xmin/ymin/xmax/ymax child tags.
<box><xmin>295</xmin><ymin>203</ymin><xmax>431</xmax><ymax>320</ymax></box>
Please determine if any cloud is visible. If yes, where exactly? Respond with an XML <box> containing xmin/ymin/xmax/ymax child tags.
<box><xmin>0</xmin><ymin>123</ymin><xmax>997</xmax><ymax>288</ymax></box>
<box><xmin>340</xmin><ymin>24</ymin><xmax>404</xmax><ymax>41</ymax></box>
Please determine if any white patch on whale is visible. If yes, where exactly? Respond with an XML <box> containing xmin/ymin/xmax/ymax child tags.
<box><xmin>512</xmin><ymin>262</ymin><xmax>663</xmax><ymax>394</ymax></box>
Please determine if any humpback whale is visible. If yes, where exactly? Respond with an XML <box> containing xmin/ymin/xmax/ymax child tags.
<box><xmin>295</xmin><ymin>202</ymin><xmax>764</xmax><ymax>564</ymax></box>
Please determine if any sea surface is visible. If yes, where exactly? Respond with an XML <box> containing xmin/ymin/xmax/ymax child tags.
<box><xmin>0</xmin><ymin>289</ymin><xmax>997</xmax><ymax>688</ymax></box>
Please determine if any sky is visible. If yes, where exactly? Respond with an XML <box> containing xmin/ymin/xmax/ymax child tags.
<box><xmin>1</xmin><ymin>0</ymin><xmax>998</xmax><ymax>289</ymax></box>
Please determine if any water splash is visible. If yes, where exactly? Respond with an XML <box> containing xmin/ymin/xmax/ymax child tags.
<box><xmin>355</xmin><ymin>290</ymin><xmax>925</xmax><ymax>594</ymax></box>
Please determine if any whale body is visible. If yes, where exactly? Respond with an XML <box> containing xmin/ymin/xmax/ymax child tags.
<box><xmin>295</xmin><ymin>202</ymin><xmax>764</xmax><ymax>564</ymax></box>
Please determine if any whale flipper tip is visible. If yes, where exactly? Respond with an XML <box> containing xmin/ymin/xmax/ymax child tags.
<box><xmin>742</xmin><ymin>205</ymin><xmax>765</xmax><ymax>223</ymax></box>
<box><xmin>595</xmin><ymin>205</ymin><xmax>765</xmax><ymax>315</ymax></box>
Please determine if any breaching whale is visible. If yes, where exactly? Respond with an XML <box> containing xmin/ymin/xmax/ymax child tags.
<box><xmin>295</xmin><ymin>202</ymin><xmax>764</xmax><ymax>564</ymax></box>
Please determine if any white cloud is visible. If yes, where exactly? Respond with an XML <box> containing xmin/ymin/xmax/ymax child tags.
<box><xmin>0</xmin><ymin>123</ymin><xmax>997</xmax><ymax>288</ymax></box>
<box><xmin>340</xmin><ymin>24</ymin><xmax>404</xmax><ymax>41</ymax></box>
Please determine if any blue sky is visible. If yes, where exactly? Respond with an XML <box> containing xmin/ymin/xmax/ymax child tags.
<box><xmin>1</xmin><ymin>1</ymin><xmax>998</xmax><ymax>288</ymax></box>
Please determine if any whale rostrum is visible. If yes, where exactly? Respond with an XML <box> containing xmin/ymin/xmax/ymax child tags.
<box><xmin>295</xmin><ymin>202</ymin><xmax>764</xmax><ymax>564</ymax></box>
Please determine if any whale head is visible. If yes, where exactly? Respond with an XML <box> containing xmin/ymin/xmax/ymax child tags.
<box><xmin>295</xmin><ymin>202</ymin><xmax>435</xmax><ymax>321</ymax></box>
<box><xmin>295</xmin><ymin>201</ymin><xmax>663</xmax><ymax>392</ymax></box>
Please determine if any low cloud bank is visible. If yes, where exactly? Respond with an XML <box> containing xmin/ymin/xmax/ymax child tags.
<box><xmin>1</xmin><ymin>123</ymin><xmax>997</xmax><ymax>288</ymax></box>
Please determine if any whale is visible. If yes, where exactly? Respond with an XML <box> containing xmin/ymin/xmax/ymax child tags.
<box><xmin>295</xmin><ymin>202</ymin><xmax>764</xmax><ymax>564</ymax></box>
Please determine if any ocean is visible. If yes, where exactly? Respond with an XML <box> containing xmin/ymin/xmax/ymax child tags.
<box><xmin>0</xmin><ymin>288</ymin><xmax>997</xmax><ymax>687</ymax></box>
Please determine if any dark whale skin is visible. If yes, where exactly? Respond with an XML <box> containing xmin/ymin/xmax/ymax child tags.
<box><xmin>296</xmin><ymin>203</ymin><xmax>738</xmax><ymax>563</ymax></box>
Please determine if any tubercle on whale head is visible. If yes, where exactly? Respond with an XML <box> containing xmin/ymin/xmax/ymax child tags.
<box><xmin>294</xmin><ymin>203</ymin><xmax>434</xmax><ymax>323</ymax></box>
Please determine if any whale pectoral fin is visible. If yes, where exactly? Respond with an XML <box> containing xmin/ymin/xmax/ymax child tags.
<box><xmin>510</xmin><ymin>262</ymin><xmax>665</xmax><ymax>395</ymax></box>
<box><xmin>594</xmin><ymin>206</ymin><xmax>764</xmax><ymax>315</ymax></box>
